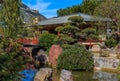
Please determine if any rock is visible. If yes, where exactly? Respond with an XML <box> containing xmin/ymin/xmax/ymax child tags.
<box><xmin>36</xmin><ymin>49</ymin><xmax>48</xmax><ymax>63</ymax></box>
<box><xmin>35</xmin><ymin>49</ymin><xmax>48</xmax><ymax>68</ymax></box>
<box><xmin>20</xmin><ymin>3</ymin><xmax>46</xmax><ymax>23</ymax></box>
<box><xmin>34</xmin><ymin>68</ymin><xmax>53</xmax><ymax>81</ymax></box>
<box><xmin>91</xmin><ymin>45</ymin><xmax>101</xmax><ymax>52</ymax></box>
<box><xmin>49</xmin><ymin>45</ymin><xmax>62</xmax><ymax>67</ymax></box>
<box><xmin>100</xmin><ymin>49</ymin><xmax>109</xmax><ymax>57</ymax></box>
<box><xmin>113</xmin><ymin>44</ymin><xmax>120</xmax><ymax>58</ymax></box>
<box><xmin>91</xmin><ymin>45</ymin><xmax>101</xmax><ymax>56</ymax></box>
<box><xmin>60</xmin><ymin>70</ymin><xmax>73</xmax><ymax>81</ymax></box>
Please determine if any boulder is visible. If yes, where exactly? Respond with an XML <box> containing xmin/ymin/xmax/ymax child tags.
<box><xmin>36</xmin><ymin>49</ymin><xmax>48</xmax><ymax>63</ymax></box>
<box><xmin>91</xmin><ymin>45</ymin><xmax>101</xmax><ymax>56</ymax></box>
<box><xmin>91</xmin><ymin>45</ymin><xmax>101</xmax><ymax>52</ymax></box>
<box><xmin>34</xmin><ymin>68</ymin><xmax>53</xmax><ymax>81</ymax></box>
<box><xmin>49</xmin><ymin>45</ymin><xmax>62</xmax><ymax>67</ymax></box>
<box><xmin>35</xmin><ymin>49</ymin><xmax>48</xmax><ymax>68</ymax></box>
<box><xmin>100</xmin><ymin>49</ymin><xmax>109</xmax><ymax>57</ymax></box>
<box><xmin>60</xmin><ymin>70</ymin><xmax>73</xmax><ymax>81</ymax></box>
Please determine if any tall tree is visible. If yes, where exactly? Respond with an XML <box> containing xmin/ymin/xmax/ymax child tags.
<box><xmin>81</xmin><ymin>0</ymin><xmax>105</xmax><ymax>15</ymax></box>
<box><xmin>0</xmin><ymin>1</ymin><xmax>26</xmax><ymax>80</ymax></box>
<box><xmin>0</xmin><ymin>0</ymin><xmax>22</xmax><ymax>38</ymax></box>
<box><xmin>94</xmin><ymin>0</ymin><xmax>120</xmax><ymax>32</ymax></box>
<box><xmin>57</xmin><ymin>0</ymin><xmax>104</xmax><ymax>16</ymax></box>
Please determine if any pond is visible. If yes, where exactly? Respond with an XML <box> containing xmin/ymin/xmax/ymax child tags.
<box><xmin>73</xmin><ymin>71</ymin><xmax>120</xmax><ymax>81</ymax></box>
<box><xmin>53</xmin><ymin>69</ymin><xmax>120</xmax><ymax>81</ymax></box>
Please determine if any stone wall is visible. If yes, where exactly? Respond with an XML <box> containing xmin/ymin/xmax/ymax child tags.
<box><xmin>94</xmin><ymin>56</ymin><xmax>120</xmax><ymax>69</ymax></box>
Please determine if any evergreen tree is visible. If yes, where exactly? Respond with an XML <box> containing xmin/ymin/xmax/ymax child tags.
<box><xmin>0</xmin><ymin>0</ymin><xmax>22</xmax><ymax>38</ymax></box>
<box><xmin>0</xmin><ymin>1</ymin><xmax>27</xmax><ymax>81</ymax></box>
<box><xmin>94</xmin><ymin>0</ymin><xmax>120</xmax><ymax>33</ymax></box>
<box><xmin>57</xmin><ymin>0</ymin><xmax>105</xmax><ymax>16</ymax></box>
<box><xmin>55</xmin><ymin>16</ymin><xmax>85</xmax><ymax>44</ymax></box>
<box><xmin>81</xmin><ymin>0</ymin><xmax>105</xmax><ymax>15</ymax></box>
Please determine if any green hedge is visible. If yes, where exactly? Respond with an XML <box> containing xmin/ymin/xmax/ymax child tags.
<box><xmin>57</xmin><ymin>44</ymin><xmax>93</xmax><ymax>70</ymax></box>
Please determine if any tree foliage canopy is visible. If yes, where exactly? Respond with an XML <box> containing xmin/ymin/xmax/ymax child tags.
<box><xmin>55</xmin><ymin>16</ymin><xmax>98</xmax><ymax>44</ymax></box>
<box><xmin>0</xmin><ymin>1</ymin><xmax>29</xmax><ymax>81</ymax></box>
<box><xmin>55</xmin><ymin>18</ymin><xmax>82</xmax><ymax>44</ymax></box>
<box><xmin>0</xmin><ymin>37</ymin><xmax>27</xmax><ymax>81</ymax></box>
<box><xmin>94</xmin><ymin>0</ymin><xmax>120</xmax><ymax>32</ymax></box>
<box><xmin>57</xmin><ymin>0</ymin><xmax>105</xmax><ymax>16</ymax></box>
<box><xmin>0</xmin><ymin>0</ymin><xmax>22</xmax><ymax>38</ymax></box>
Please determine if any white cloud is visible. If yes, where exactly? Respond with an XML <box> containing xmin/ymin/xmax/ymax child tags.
<box><xmin>24</xmin><ymin>0</ymin><xmax>57</xmax><ymax>18</ymax></box>
<box><xmin>26</xmin><ymin>0</ymin><xmax>51</xmax><ymax>11</ymax></box>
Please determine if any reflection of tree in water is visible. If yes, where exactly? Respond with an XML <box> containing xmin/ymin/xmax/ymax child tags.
<box><xmin>72</xmin><ymin>71</ymin><xmax>98</xmax><ymax>81</ymax></box>
<box><xmin>93</xmin><ymin>71</ymin><xmax>118</xmax><ymax>81</ymax></box>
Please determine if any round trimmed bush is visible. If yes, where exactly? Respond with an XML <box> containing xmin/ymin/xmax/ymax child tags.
<box><xmin>57</xmin><ymin>44</ymin><xmax>93</xmax><ymax>70</ymax></box>
<box><xmin>81</xmin><ymin>28</ymin><xmax>97</xmax><ymax>36</ymax></box>
<box><xmin>39</xmin><ymin>33</ymin><xmax>57</xmax><ymax>49</ymax></box>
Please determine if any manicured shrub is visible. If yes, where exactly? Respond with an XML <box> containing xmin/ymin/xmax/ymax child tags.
<box><xmin>58</xmin><ymin>34</ymin><xmax>76</xmax><ymax>44</ymax></box>
<box><xmin>78</xmin><ymin>28</ymin><xmax>99</xmax><ymax>40</ymax></box>
<box><xmin>39</xmin><ymin>33</ymin><xmax>57</xmax><ymax>49</ymax></box>
<box><xmin>68</xmin><ymin>16</ymin><xmax>84</xmax><ymax>22</ymax></box>
<box><xmin>105</xmin><ymin>38</ymin><xmax>117</xmax><ymax>48</ymax></box>
<box><xmin>81</xmin><ymin>28</ymin><xmax>97</xmax><ymax>36</ymax></box>
<box><xmin>89</xmin><ymin>34</ymin><xmax>99</xmax><ymax>40</ymax></box>
<box><xmin>57</xmin><ymin>44</ymin><xmax>93</xmax><ymax>70</ymax></box>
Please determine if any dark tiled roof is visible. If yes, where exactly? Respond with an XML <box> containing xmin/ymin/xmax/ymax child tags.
<box><xmin>39</xmin><ymin>13</ymin><xmax>112</xmax><ymax>25</ymax></box>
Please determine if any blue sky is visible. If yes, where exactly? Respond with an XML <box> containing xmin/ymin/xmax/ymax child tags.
<box><xmin>22</xmin><ymin>0</ymin><xmax>83</xmax><ymax>18</ymax></box>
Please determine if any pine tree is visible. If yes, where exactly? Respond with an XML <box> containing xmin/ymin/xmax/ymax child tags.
<box><xmin>0</xmin><ymin>0</ymin><xmax>22</xmax><ymax>38</ymax></box>
<box><xmin>57</xmin><ymin>0</ymin><xmax>105</xmax><ymax>16</ymax></box>
<box><xmin>94</xmin><ymin>0</ymin><xmax>120</xmax><ymax>33</ymax></box>
<box><xmin>0</xmin><ymin>1</ymin><xmax>26</xmax><ymax>81</ymax></box>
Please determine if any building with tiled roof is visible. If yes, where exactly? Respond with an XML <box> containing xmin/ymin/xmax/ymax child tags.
<box><xmin>39</xmin><ymin>13</ymin><xmax>111</xmax><ymax>26</ymax></box>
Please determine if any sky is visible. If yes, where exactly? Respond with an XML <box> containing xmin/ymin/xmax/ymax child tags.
<box><xmin>22</xmin><ymin>0</ymin><xmax>83</xmax><ymax>18</ymax></box>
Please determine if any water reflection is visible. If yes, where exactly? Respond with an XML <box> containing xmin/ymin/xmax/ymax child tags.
<box><xmin>93</xmin><ymin>71</ymin><xmax>119</xmax><ymax>81</ymax></box>
<box><xmin>72</xmin><ymin>71</ymin><xmax>98</xmax><ymax>81</ymax></box>
<box><xmin>72</xmin><ymin>71</ymin><xmax>120</xmax><ymax>81</ymax></box>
